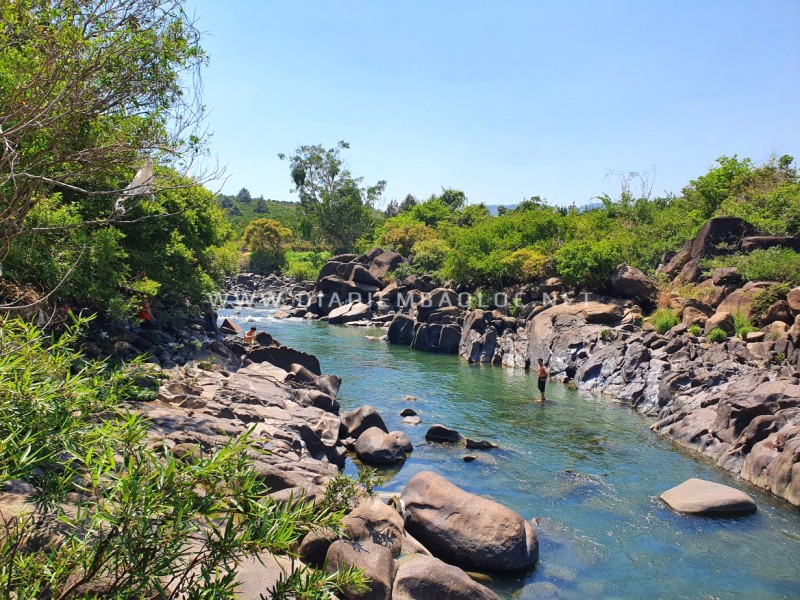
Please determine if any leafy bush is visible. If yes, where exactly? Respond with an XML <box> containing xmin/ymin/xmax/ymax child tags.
<box><xmin>651</xmin><ymin>308</ymin><xmax>679</xmax><ymax>334</ymax></box>
<box><xmin>500</xmin><ymin>248</ymin><xmax>548</xmax><ymax>282</ymax></box>
<box><xmin>286</xmin><ymin>260</ymin><xmax>319</xmax><ymax>282</ymax></box>
<box><xmin>0</xmin><ymin>317</ymin><xmax>363</xmax><ymax>597</ymax></box>
<box><xmin>733</xmin><ymin>309</ymin><xmax>755</xmax><ymax>338</ymax></box>
<box><xmin>707</xmin><ymin>327</ymin><xmax>727</xmax><ymax>343</ymax></box>
<box><xmin>375</xmin><ymin>216</ymin><xmax>436</xmax><ymax>256</ymax></box>
<box><xmin>411</xmin><ymin>238</ymin><xmax>451</xmax><ymax>274</ymax></box>
<box><xmin>688</xmin><ymin>324</ymin><xmax>702</xmax><ymax>336</ymax></box>
<box><xmin>555</xmin><ymin>239</ymin><xmax>620</xmax><ymax>289</ymax></box>
<box><xmin>751</xmin><ymin>283</ymin><xmax>792</xmax><ymax>320</ymax></box>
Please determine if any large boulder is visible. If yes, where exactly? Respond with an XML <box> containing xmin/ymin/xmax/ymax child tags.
<box><xmin>788</xmin><ymin>287</ymin><xmax>800</xmax><ymax>314</ymax></box>
<box><xmin>657</xmin><ymin>217</ymin><xmax>756</xmax><ymax>281</ymax></box>
<box><xmin>606</xmin><ymin>264</ymin><xmax>657</xmax><ymax>302</ymax></box>
<box><xmin>660</xmin><ymin>478</ymin><xmax>757</xmax><ymax>515</ymax></box>
<box><xmin>740</xmin><ymin>236</ymin><xmax>800</xmax><ymax>252</ymax></box>
<box><xmin>328</xmin><ymin>302</ymin><xmax>374</xmax><ymax>325</ymax></box>
<box><xmin>425</xmin><ymin>424</ymin><xmax>466</xmax><ymax>444</ymax></box>
<box><xmin>326</xmin><ymin>540</ymin><xmax>396</xmax><ymax>600</ymax></box>
<box><xmin>387</xmin><ymin>314</ymin><xmax>415</xmax><ymax>345</ymax></box>
<box><xmin>392</xmin><ymin>555</ymin><xmax>501</xmax><ymax>600</ymax></box>
<box><xmin>716</xmin><ymin>281</ymin><xmax>773</xmax><ymax>317</ymax></box>
<box><xmin>416</xmin><ymin>288</ymin><xmax>460</xmax><ymax>323</ymax></box>
<box><xmin>355</xmin><ymin>427</ymin><xmax>408</xmax><ymax>465</ymax></box>
<box><xmin>343</xmin><ymin>263</ymin><xmax>385</xmax><ymax>289</ymax></box>
<box><xmin>704</xmin><ymin>311</ymin><xmax>735</xmax><ymax>335</ymax></box>
<box><xmin>340</xmin><ymin>405</ymin><xmax>388</xmax><ymax>439</ymax></box>
<box><xmin>369</xmin><ymin>251</ymin><xmax>404</xmax><ymax>279</ymax></box>
<box><xmin>245</xmin><ymin>344</ymin><xmax>321</xmax><ymax>375</ymax></box>
<box><xmin>342</xmin><ymin>496</ymin><xmax>405</xmax><ymax>557</ymax></box>
<box><xmin>401</xmin><ymin>471</ymin><xmax>538</xmax><ymax>572</ymax></box>
<box><xmin>219</xmin><ymin>317</ymin><xmax>242</xmax><ymax>335</ymax></box>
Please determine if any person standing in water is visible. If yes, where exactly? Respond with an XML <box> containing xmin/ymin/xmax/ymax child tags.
<box><xmin>536</xmin><ymin>358</ymin><xmax>548</xmax><ymax>402</ymax></box>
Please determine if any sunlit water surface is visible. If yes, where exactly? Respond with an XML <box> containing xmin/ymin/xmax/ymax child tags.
<box><xmin>220</xmin><ymin>307</ymin><xmax>800</xmax><ymax>599</ymax></box>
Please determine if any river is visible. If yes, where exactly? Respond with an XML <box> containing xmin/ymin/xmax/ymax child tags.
<box><xmin>220</xmin><ymin>307</ymin><xmax>800</xmax><ymax>599</ymax></box>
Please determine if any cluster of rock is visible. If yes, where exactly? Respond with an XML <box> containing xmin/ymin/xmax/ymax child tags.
<box><xmin>300</xmin><ymin>470</ymin><xmax>537</xmax><ymax>600</ymax></box>
<box><xmin>130</xmin><ymin>323</ymin><xmax>536</xmax><ymax>598</ymax></box>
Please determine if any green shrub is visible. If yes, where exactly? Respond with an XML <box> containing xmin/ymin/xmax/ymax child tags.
<box><xmin>600</xmin><ymin>328</ymin><xmax>614</xmax><ymax>342</ymax></box>
<box><xmin>688</xmin><ymin>324</ymin><xmax>702</xmax><ymax>336</ymax></box>
<box><xmin>0</xmin><ymin>317</ymin><xmax>364</xmax><ymax>597</ymax></box>
<box><xmin>411</xmin><ymin>238</ymin><xmax>451</xmax><ymax>275</ymax></box>
<box><xmin>704</xmin><ymin>249</ymin><xmax>800</xmax><ymax>285</ymax></box>
<box><xmin>554</xmin><ymin>239</ymin><xmax>620</xmax><ymax>289</ymax></box>
<box><xmin>651</xmin><ymin>308</ymin><xmax>679</xmax><ymax>334</ymax></box>
<box><xmin>285</xmin><ymin>260</ymin><xmax>319</xmax><ymax>282</ymax></box>
<box><xmin>751</xmin><ymin>283</ymin><xmax>792</xmax><ymax>319</ymax></box>
<box><xmin>733</xmin><ymin>309</ymin><xmax>756</xmax><ymax>338</ymax></box>
<box><xmin>707</xmin><ymin>327</ymin><xmax>727</xmax><ymax>343</ymax></box>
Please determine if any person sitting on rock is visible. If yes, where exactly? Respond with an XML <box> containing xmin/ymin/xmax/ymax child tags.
<box><xmin>536</xmin><ymin>358</ymin><xmax>548</xmax><ymax>402</ymax></box>
<box><xmin>243</xmin><ymin>326</ymin><xmax>257</xmax><ymax>344</ymax></box>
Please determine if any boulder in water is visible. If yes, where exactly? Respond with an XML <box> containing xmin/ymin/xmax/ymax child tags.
<box><xmin>401</xmin><ymin>471</ymin><xmax>539</xmax><ymax>572</ymax></box>
<box><xmin>392</xmin><ymin>554</ymin><xmax>500</xmax><ymax>600</ymax></box>
<box><xmin>660</xmin><ymin>478</ymin><xmax>756</xmax><ymax>515</ymax></box>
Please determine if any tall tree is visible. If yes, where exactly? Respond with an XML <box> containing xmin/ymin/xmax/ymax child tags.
<box><xmin>0</xmin><ymin>0</ymin><xmax>209</xmax><ymax>257</ymax></box>
<box><xmin>278</xmin><ymin>141</ymin><xmax>385</xmax><ymax>252</ymax></box>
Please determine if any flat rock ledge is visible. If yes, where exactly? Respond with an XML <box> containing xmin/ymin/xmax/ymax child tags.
<box><xmin>660</xmin><ymin>478</ymin><xmax>757</xmax><ymax>515</ymax></box>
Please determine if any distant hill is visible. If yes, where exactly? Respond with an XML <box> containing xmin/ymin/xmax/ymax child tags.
<box><xmin>216</xmin><ymin>189</ymin><xmax>299</xmax><ymax>234</ymax></box>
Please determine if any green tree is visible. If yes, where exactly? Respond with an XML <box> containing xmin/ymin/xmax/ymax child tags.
<box><xmin>278</xmin><ymin>141</ymin><xmax>385</xmax><ymax>252</ymax></box>
<box><xmin>242</xmin><ymin>218</ymin><xmax>293</xmax><ymax>274</ymax></box>
<box><xmin>0</xmin><ymin>0</ymin><xmax>208</xmax><ymax>256</ymax></box>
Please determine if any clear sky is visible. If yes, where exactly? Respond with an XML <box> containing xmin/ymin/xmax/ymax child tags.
<box><xmin>187</xmin><ymin>0</ymin><xmax>800</xmax><ymax>208</ymax></box>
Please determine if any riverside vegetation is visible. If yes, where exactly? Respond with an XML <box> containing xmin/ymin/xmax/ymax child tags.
<box><xmin>1</xmin><ymin>0</ymin><xmax>800</xmax><ymax>597</ymax></box>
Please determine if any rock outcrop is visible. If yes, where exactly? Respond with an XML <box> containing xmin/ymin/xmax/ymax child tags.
<box><xmin>401</xmin><ymin>471</ymin><xmax>539</xmax><ymax>572</ymax></box>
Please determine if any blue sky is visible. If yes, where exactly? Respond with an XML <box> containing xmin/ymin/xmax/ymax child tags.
<box><xmin>187</xmin><ymin>0</ymin><xmax>800</xmax><ymax>208</ymax></box>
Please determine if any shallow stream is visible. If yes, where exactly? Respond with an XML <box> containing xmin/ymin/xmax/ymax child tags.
<box><xmin>220</xmin><ymin>307</ymin><xmax>800</xmax><ymax>599</ymax></box>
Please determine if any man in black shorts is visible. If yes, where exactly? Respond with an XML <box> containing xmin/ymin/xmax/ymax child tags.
<box><xmin>536</xmin><ymin>358</ymin><xmax>548</xmax><ymax>402</ymax></box>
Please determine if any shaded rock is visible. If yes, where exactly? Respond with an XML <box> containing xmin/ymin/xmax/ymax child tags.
<box><xmin>341</xmin><ymin>406</ymin><xmax>388</xmax><ymax>439</ymax></box>
<box><xmin>388</xmin><ymin>314</ymin><xmax>415</xmax><ymax>345</ymax></box>
<box><xmin>355</xmin><ymin>427</ymin><xmax>407</xmax><ymax>465</ymax></box>
<box><xmin>712</xmin><ymin>267</ymin><xmax>742</xmax><ymax>286</ymax></box>
<box><xmin>245</xmin><ymin>344</ymin><xmax>321</xmax><ymax>375</ymax></box>
<box><xmin>328</xmin><ymin>302</ymin><xmax>374</xmax><ymax>325</ymax></box>
<box><xmin>660</xmin><ymin>478</ymin><xmax>756</xmax><ymax>515</ymax></box>
<box><xmin>763</xmin><ymin>300</ymin><xmax>793</xmax><ymax>326</ymax></box>
<box><xmin>392</xmin><ymin>554</ymin><xmax>501</xmax><ymax>600</ymax></box>
<box><xmin>787</xmin><ymin>287</ymin><xmax>800</xmax><ymax>314</ymax></box>
<box><xmin>219</xmin><ymin>317</ymin><xmax>242</xmax><ymax>335</ymax></box>
<box><xmin>401</xmin><ymin>471</ymin><xmax>538</xmax><ymax>572</ymax></box>
<box><xmin>704</xmin><ymin>311</ymin><xmax>735</xmax><ymax>335</ymax></box>
<box><xmin>416</xmin><ymin>288</ymin><xmax>460</xmax><ymax>323</ymax></box>
<box><xmin>606</xmin><ymin>264</ymin><xmax>657</xmax><ymax>302</ymax></box>
<box><xmin>425</xmin><ymin>424</ymin><xmax>466</xmax><ymax>444</ymax></box>
<box><xmin>465</xmin><ymin>438</ymin><xmax>499</xmax><ymax>450</ymax></box>
<box><xmin>399</xmin><ymin>408</ymin><xmax>417</xmax><ymax>417</ymax></box>
<box><xmin>298</xmin><ymin>527</ymin><xmax>339</xmax><ymax>566</ymax></box>
<box><xmin>342</xmin><ymin>496</ymin><xmax>405</xmax><ymax>557</ymax></box>
<box><xmin>389</xmin><ymin>431</ymin><xmax>413</xmax><ymax>453</ymax></box>
<box><xmin>369</xmin><ymin>251</ymin><xmax>404</xmax><ymax>279</ymax></box>
<box><xmin>326</xmin><ymin>540</ymin><xmax>396</xmax><ymax>600</ymax></box>
<box><xmin>741</xmin><ymin>236</ymin><xmax>800</xmax><ymax>252</ymax></box>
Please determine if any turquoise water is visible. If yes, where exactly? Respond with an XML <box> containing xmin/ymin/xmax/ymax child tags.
<box><xmin>221</xmin><ymin>308</ymin><xmax>800</xmax><ymax>599</ymax></box>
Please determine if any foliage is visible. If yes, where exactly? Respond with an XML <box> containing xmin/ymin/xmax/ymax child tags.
<box><xmin>242</xmin><ymin>218</ymin><xmax>293</xmax><ymax>275</ymax></box>
<box><xmin>283</xmin><ymin>251</ymin><xmax>332</xmax><ymax>282</ymax></box>
<box><xmin>650</xmin><ymin>308</ymin><xmax>679</xmax><ymax>334</ymax></box>
<box><xmin>411</xmin><ymin>238</ymin><xmax>451</xmax><ymax>275</ymax></box>
<box><xmin>688</xmin><ymin>324</ymin><xmax>702</xmax><ymax>336</ymax></box>
<box><xmin>554</xmin><ymin>239</ymin><xmax>620</xmax><ymax>289</ymax></box>
<box><xmin>500</xmin><ymin>248</ymin><xmax>548</xmax><ymax>282</ymax></box>
<box><xmin>751</xmin><ymin>283</ymin><xmax>792</xmax><ymax>320</ymax></box>
<box><xmin>707</xmin><ymin>327</ymin><xmax>727</xmax><ymax>343</ymax></box>
<box><xmin>0</xmin><ymin>317</ymin><xmax>359</xmax><ymax>598</ymax></box>
<box><xmin>279</xmin><ymin>141</ymin><xmax>385</xmax><ymax>253</ymax></box>
<box><xmin>733</xmin><ymin>309</ymin><xmax>755</xmax><ymax>339</ymax></box>
<box><xmin>217</xmin><ymin>192</ymin><xmax>301</xmax><ymax>236</ymax></box>
<box><xmin>0</xmin><ymin>0</ymin><xmax>207</xmax><ymax>254</ymax></box>
<box><xmin>376</xmin><ymin>216</ymin><xmax>436</xmax><ymax>257</ymax></box>
<box><xmin>703</xmin><ymin>248</ymin><xmax>800</xmax><ymax>285</ymax></box>
<box><xmin>4</xmin><ymin>169</ymin><xmax>237</xmax><ymax>314</ymax></box>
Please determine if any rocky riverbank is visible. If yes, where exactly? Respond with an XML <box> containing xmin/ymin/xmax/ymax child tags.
<box><xmin>247</xmin><ymin>217</ymin><xmax>800</xmax><ymax>508</ymax></box>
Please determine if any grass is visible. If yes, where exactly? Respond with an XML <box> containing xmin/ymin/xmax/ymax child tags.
<box><xmin>651</xmin><ymin>307</ymin><xmax>679</xmax><ymax>334</ymax></box>
<box><xmin>707</xmin><ymin>327</ymin><xmax>727</xmax><ymax>343</ymax></box>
